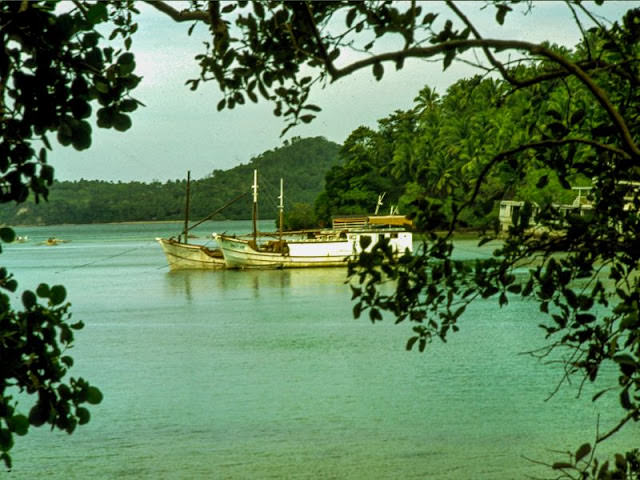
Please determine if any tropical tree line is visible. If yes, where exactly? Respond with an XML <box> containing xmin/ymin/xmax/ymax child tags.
<box><xmin>314</xmin><ymin>70</ymin><xmax>593</xmax><ymax>230</ymax></box>
<box><xmin>0</xmin><ymin>136</ymin><xmax>340</xmax><ymax>225</ymax></box>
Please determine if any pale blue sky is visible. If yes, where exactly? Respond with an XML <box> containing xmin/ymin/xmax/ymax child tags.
<box><xmin>49</xmin><ymin>1</ymin><xmax>636</xmax><ymax>183</ymax></box>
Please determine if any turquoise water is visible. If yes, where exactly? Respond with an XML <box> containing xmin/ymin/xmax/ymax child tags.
<box><xmin>2</xmin><ymin>222</ymin><xmax>636</xmax><ymax>478</ymax></box>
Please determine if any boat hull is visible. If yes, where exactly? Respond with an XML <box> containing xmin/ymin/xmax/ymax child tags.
<box><xmin>217</xmin><ymin>236</ymin><xmax>354</xmax><ymax>268</ymax></box>
<box><xmin>156</xmin><ymin>237</ymin><xmax>226</xmax><ymax>270</ymax></box>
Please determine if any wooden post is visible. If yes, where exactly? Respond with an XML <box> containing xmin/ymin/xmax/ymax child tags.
<box><xmin>183</xmin><ymin>170</ymin><xmax>191</xmax><ymax>244</ymax></box>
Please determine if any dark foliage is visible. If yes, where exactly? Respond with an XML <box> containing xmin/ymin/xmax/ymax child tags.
<box><xmin>1</xmin><ymin>1</ymin><xmax>140</xmax><ymax>468</ymax></box>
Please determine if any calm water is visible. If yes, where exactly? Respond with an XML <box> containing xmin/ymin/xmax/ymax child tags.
<box><xmin>2</xmin><ymin>222</ymin><xmax>636</xmax><ymax>479</ymax></box>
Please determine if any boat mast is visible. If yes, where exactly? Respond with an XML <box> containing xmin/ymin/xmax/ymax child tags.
<box><xmin>279</xmin><ymin>178</ymin><xmax>284</xmax><ymax>243</ymax></box>
<box><xmin>252</xmin><ymin>169</ymin><xmax>258</xmax><ymax>245</ymax></box>
<box><xmin>374</xmin><ymin>192</ymin><xmax>385</xmax><ymax>215</ymax></box>
<box><xmin>183</xmin><ymin>170</ymin><xmax>191</xmax><ymax>244</ymax></box>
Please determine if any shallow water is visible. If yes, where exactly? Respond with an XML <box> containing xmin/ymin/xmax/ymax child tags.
<box><xmin>2</xmin><ymin>222</ymin><xmax>636</xmax><ymax>478</ymax></box>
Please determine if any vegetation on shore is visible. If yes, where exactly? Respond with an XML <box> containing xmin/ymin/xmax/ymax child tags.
<box><xmin>0</xmin><ymin>136</ymin><xmax>340</xmax><ymax>226</ymax></box>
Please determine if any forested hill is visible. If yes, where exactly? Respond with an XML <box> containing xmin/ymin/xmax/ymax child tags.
<box><xmin>0</xmin><ymin>136</ymin><xmax>341</xmax><ymax>225</ymax></box>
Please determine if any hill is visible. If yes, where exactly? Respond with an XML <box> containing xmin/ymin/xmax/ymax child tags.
<box><xmin>0</xmin><ymin>136</ymin><xmax>341</xmax><ymax>225</ymax></box>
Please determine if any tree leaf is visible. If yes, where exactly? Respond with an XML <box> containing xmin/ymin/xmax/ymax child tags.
<box><xmin>113</xmin><ymin>113</ymin><xmax>132</xmax><ymax>132</ymax></box>
<box><xmin>221</xmin><ymin>3</ymin><xmax>236</xmax><ymax>13</ymax></box>
<box><xmin>303</xmin><ymin>104</ymin><xmax>321</xmax><ymax>112</ymax></box>
<box><xmin>22</xmin><ymin>290</ymin><xmax>36</xmax><ymax>309</ymax></box>
<box><xmin>373</xmin><ymin>62</ymin><xmax>384</xmax><ymax>81</ymax></box>
<box><xmin>119</xmin><ymin>99</ymin><xmax>138</xmax><ymax>113</ymax></box>
<box><xmin>575</xmin><ymin>443</ymin><xmax>591</xmax><ymax>462</ymax></box>
<box><xmin>570</xmin><ymin>109</ymin><xmax>586</xmax><ymax>126</ymax></box>
<box><xmin>443</xmin><ymin>50</ymin><xmax>455</xmax><ymax>70</ymax></box>
<box><xmin>495</xmin><ymin>5</ymin><xmax>512</xmax><ymax>25</ymax></box>
<box><xmin>49</xmin><ymin>285</ymin><xmax>67</xmax><ymax>305</ymax></box>
<box><xmin>8</xmin><ymin>415</ymin><xmax>29</xmax><ymax>437</ymax></box>
<box><xmin>36</xmin><ymin>283</ymin><xmax>50</xmax><ymax>298</ymax></box>
<box><xmin>86</xmin><ymin>387</ymin><xmax>103</xmax><ymax>405</ymax></box>
<box><xmin>86</xmin><ymin>3</ymin><xmax>108</xmax><ymax>24</ymax></box>
<box><xmin>76</xmin><ymin>407</ymin><xmax>91</xmax><ymax>425</ymax></box>
<box><xmin>613</xmin><ymin>354</ymin><xmax>637</xmax><ymax>366</ymax></box>
<box><xmin>0</xmin><ymin>227</ymin><xmax>15</xmax><ymax>243</ymax></box>
<box><xmin>346</xmin><ymin>8</ymin><xmax>357</xmax><ymax>28</ymax></box>
<box><xmin>536</xmin><ymin>175</ymin><xmax>549</xmax><ymax>189</ymax></box>
<box><xmin>0</xmin><ymin>429</ymin><xmax>13</xmax><ymax>452</ymax></box>
<box><xmin>28</xmin><ymin>404</ymin><xmax>48</xmax><ymax>427</ymax></box>
<box><xmin>423</xmin><ymin>12</ymin><xmax>438</xmax><ymax>25</ymax></box>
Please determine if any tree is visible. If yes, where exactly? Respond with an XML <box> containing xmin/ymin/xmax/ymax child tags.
<box><xmin>143</xmin><ymin>1</ymin><xmax>640</xmax><ymax>476</ymax></box>
<box><xmin>0</xmin><ymin>1</ymin><xmax>140</xmax><ymax>469</ymax></box>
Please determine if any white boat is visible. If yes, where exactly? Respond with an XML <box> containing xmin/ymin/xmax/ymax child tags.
<box><xmin>216</xmin><ymin>221</ymin><xmax>413</xmax><ymax>269</ymax></box>
<box><xmin>156</xmin><ymin>237</ymin><xmax>225</xmax><ymax>270</ymax></box>
<box><xmin>498</xmin><ymin>186</ymin><xmax>593</xmax><ymax>235</ymax></box>
<box><xmin>215</xmin><ymin>171</ymin><xmax>413</xmax><ymax>269</ymax></box>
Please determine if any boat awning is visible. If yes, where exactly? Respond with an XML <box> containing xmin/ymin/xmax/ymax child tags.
<box><xmin>332</xmin><ymin>216</ymin><xmax>368</xmax><ymax>229</ymax></box>
<box><xmin>367</xmin><ymin>215</ymin><xmax>413</xmax><ymax>227</ymax></box>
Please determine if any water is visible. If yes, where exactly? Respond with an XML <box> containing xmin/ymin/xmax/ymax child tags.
<box><xmin>2</xmin><ymin>222</ymin><xmax>636</xmax><ymax>478</ymax></box>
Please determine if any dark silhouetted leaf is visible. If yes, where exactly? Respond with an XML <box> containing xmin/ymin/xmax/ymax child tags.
<box><xmin>49</xmin><ymin>285</ymin><xmax>67</xmax><ymax>305</ymax></box>
<box><xmin>0</xmin><ymin>227</ymin><xmax>15</xmax><ymax>243</ymax></box>
<box><xmin>575</xmin><ymin>443</ymin><xmax>591</xmax><ymax>462</ymax></box>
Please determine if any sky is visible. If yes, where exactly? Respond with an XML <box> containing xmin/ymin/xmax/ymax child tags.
<box><xmin>48</xmin><ymin>1</ymin><xmax>635</xmax><ymax>183</ymax></box>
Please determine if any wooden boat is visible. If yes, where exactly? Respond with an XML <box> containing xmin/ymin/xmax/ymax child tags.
<box><xmin>42</xmin><ymin>237</ymin><xmax>69</xmax><ymax>246</ymax></box>
<box><xmin>156</xmin><ymin>171</ymin><xmax>248</xmax><ymax>271</ymax></box>
<box><xmin>156</xmin><ymin>237</ymin><xmax>225</xmax><ymax>270</ymax></box>
<box><xmin>215</xmin><ymin>171</ymin><xmax>413</xmax><ymax>269</ymax></box>
<box><xmin>216</xmin><ymin>224</ymin><xmax>413</xmax><ymax>269</ymax></box>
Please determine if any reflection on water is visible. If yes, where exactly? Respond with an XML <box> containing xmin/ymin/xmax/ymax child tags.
<box><xmin>163</xmin><ymin>268</ymin><xmax>350</xmax><ymax>301</ymax></box>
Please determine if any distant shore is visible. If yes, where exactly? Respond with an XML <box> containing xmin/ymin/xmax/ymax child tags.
<box><xmin>8</xmin><ymin>220</ymin><xmax>486</xmax><ymax>240</ymax></box>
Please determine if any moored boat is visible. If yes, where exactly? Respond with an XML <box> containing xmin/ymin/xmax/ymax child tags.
<box><xmin>215</xmin><ymin>170</ymin><xmax>413</xmax><ymax>269</ymax></box>
<box><xmin>216</xmin><ymin>221</ymin><xmax>413</xmax><ymax>269</ymax></box>
<box><xmin>156</xmin><ymin>237</ymin><xmax>225</xmax><ymax>270</ymax></box>
<box><xmin>156</xmin><ymin>170</ymin><xmax>248</xmax><ymax>270</ymax></box>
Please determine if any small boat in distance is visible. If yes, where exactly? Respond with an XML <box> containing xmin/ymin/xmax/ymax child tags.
<box><xmin>215</xmin><ymin>170</ymin><xmax>413</xmax><ymax>269</ymax></box>
<box><xmin>42</xmin><ymin>237</ymin><xmax>69</xmax><ymax>246</ymax></box>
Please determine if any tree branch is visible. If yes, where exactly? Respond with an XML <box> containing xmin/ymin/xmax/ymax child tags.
<box><xmin>329</xmin><ymin>38</ymin><xmax>640</xmax><ymax>159</ymax></box>
<box><xmin>445</xmin><ymin>1</ymin><xmax>522</xmax><ymax>86</ymax></box>
<box><xmin>565</xmin><ymin>1</ymin><xmax>592</xmax><ymax>60</ymax></box>
<box><xmin>144</xmin><ymin>1</ymin><xmax>210</xmax><ymax>23</ymax></box>
<box><xmin>596</xmin><ymin>410</ymin><xmax>637</xmax><ymax>444</ymax></box>
<box><xmin>302</xmin><ymin>2</ymin><xmax>338</xmax><ymax>78</ymax></box>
